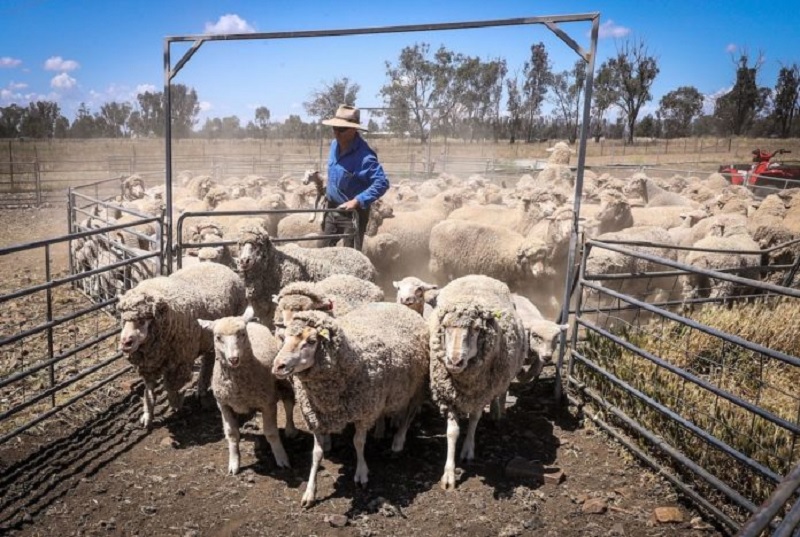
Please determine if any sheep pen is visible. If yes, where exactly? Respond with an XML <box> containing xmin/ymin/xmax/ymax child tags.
<box><xmin>10</xmin><ymin>136</ymin><xmax>800</xmax><ymax>535</ymax></box>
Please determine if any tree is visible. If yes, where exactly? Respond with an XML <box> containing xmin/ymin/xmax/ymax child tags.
<box><xmin>549</xmin><ymin>60</ymin><xmax>586</xmax><ymax>143</ymax></box>
<box><xmin>99</xmin><ymin>102</ymin><xmax>132</xmax><ymax>137</ymax></box>
<box><xmin>69</xmin><ymin>102</ymin><xmax>99</xmax><ymax>138</ymax></box>
<box><xmin>129</xmin><ymin>84</ymin><xmax>199</xmax><ymax>138</ymax></box>
<box><xmin>714</xmin><ymin>53</ymin><xmax>768</xmax><ymax>136</ymax></box>
<box><xmin>304</xmin><ymin>78</ymin><xmax>360</xmax><ymax>123</ymax></box>
<box><xmin>636</xmin><ymin>114</ymin><xmax>660</xmax><ymax>138</ymax></box>
<box><xmin>600</xmin><ymin>39</ymin><xmax>660</xmax><ymax>143</ymax></box>
<box><xmin>658</xmin><ymin>86</ymin><xmax>703</xmax><ymax>138</ymax></box>
<box><xmin>505</xmin><ymin>72</ymin><xmax>523</xmax><ymax>143</ymax></box>
<box><xmin>380</xmin><ymin>43</ymin><xmax>438</xmax><ymax>142</ymax></box>
<box><xmin>590</xmin><ymin>66</ymin><xmax>617</xmax><ymax>142</ymax></box>
<box><xmin>254</xmin><ymin>106</ymin><xmax>271</xmax><ymax>138</ymax></box>
<box><xmin>772</xmin><ymin>64</ymin><xmax>800</xmax><ymax>138</ymax></box>
<box><xmin>19</xmin><ymin>101</ymin><xmax>68</xmax><ymax>138</ymax></box>
<box><xmin>0</xmin><ymin>104</ymin><xmax>24</xmax><ymax>137</ymax></box>
<box><xmin>522</xmin><ymin>42</ymin><xmax>552</xmax><ymax>142</ymax></box>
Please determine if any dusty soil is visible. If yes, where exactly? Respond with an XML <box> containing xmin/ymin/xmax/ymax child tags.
<box><xmin>0</xmin><ymin>207</ymin><xmax>728</xmax><ymax>537</ymax></box>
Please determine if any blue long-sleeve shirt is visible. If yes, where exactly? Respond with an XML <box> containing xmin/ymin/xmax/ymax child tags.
<box><xmin>326</xmin><ymin>135</ymin><xmax>389</xmax><ymax>209</ymax></box>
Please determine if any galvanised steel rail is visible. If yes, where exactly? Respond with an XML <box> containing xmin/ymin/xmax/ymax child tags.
<box><xmin>568</xmin><ymin>237</ymin><xmax>800</xmax><ymax>532</ymax></box>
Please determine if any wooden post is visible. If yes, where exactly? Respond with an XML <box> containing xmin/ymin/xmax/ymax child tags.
<box><xmin>8</xmin><ymin>140</ymin><xmax>14</xmax><ymax>191</ymax></box>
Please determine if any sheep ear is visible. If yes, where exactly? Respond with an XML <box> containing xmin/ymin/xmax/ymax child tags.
<box><xmin>559</xmin><ymin>324</ymin><xmax>569</xmax><ymax>332</ymax></box>
<box><xmin>422</xmin><ymin>283</ymin><xmax>438</xmax><ymax>292</ymax></box>
<box><xmin>271</xmin><ymin>294</ymin><xmax>280</xmax><ymax>305</ymax></box>
<box><xmin>392</xmin><ymin>281</ymin><xmax>400</xmax><ymax>290</ymax></box>
<box><xmin>242</xmin><ymin>306</ymin><xmax>255</xmax><ymax>323</ymax></box>
<box><xmin>318</xmin><ymin>328</ymin><xmax>330</xmax><ymax>341</ymax></box>
<box><xmin>197</xmin><ymin>319</ymin><xmax>214</xmax><ymax>331</ymax></box>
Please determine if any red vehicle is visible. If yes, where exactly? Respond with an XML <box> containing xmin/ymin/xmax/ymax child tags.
<box><xmin>719</xmin><ymin>148</ymin><xmax>800</xmax><ymax>196</ymax></box>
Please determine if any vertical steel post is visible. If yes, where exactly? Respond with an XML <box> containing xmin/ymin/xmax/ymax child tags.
<box><xmin>554</xmin><ymin>14</ymin><xmax>599</xmax><ymax>402</ymax></box>
<box><xmin>163</xmin><ymin>39</ymin><xmax>174</xmax><ymax>274</ymax></box>
<box><xmin>45</xmin><ymin>244</ymin><xmax>55</xmax><ymax>407</ymax></box>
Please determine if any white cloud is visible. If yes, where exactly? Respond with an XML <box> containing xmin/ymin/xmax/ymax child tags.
<box><xmin>725</xmin><ymin>43</ymin><xmax>737</xmax><ymax>54</ymax></box>
<box><xmin>0</xmin><ymin>57</ymin><xmax>22</xmax><ymax>68</ymax></box>
<box><xmin>44</xmin><ymin>56</ymin><xmax>80</xmax><ymax>72</ymax></box>
<box><xmin>598</xmin><ymin>20</ymin><xmax>631</xmax><ymax>39</ymax></box>
<box><xmin>9</xmin><ymin>81</ymin><xmax>27</xmax><ymax>90</ymax></box>
<box><xmin>136</xmin><ymin>83</ymin><xmax>157</xmax><ymax>95</ymax></box>
<box><xmin>51</xmin><ymin>73</ymin><xmax>77</xmax><ymax>89</ymax></box>
<box><xmin>204</xmin><ymin>14</ymin><xmax>255</xmax><ymax>35</ymax></box>
<box><xmin>199</xmin><ymin>101</ymin><xmax>212</xmax><ymax>112</ymax></box>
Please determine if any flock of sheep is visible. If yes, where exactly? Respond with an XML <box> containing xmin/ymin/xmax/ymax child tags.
<box><xmin>68</xmin><ymin>140</ymin><xmax>800</xmax><ymax>506</ymax></box>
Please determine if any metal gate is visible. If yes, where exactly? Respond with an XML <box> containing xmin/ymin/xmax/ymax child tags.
<box><xmin>565</xmin><ymin>237</ymin><xmax>800</xmax><ymax>534</ymax></box>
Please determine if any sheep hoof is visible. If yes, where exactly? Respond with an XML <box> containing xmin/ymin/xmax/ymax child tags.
<box><xmin>440</xmin><ymin>475</ymin><xmax>456</xmax><ymax>491</ymax></box>
<box><xmin>139</xmin><ymin>413</ymin><xmax>152</xmax><ymax>429</ymax></box>
<box><xmin>300</xmin><ymin>494</ymin><xmax>315</xmax><ymax>509</ymax></box>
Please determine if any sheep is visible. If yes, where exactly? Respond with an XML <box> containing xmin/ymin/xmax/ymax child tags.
<box><xmin>536</xmin><ymin>141</ymin><xmax>575</xmax><ymax>186</ymax></box>
<box><xmin>272</xmin><ymin>304</ymin><xmax>429</xmax><ymax>507</ymax></box>
<box><xmin>583</xmin><ymin>226</ymin><xmax>680</xmax><ymax>311</ymax></box>
<box><xmin>117</xmin><ymin>263</ymin><xmax>247</xmax><ymax>428</ymax></box>
<box><xmin>428</xmin><ymin>219</ymin><xmax>548</xmax><ymax>292</ymax></box>
<box><xmin>198</xmin><ymin>306</ymin><xmax>296</xmax><ymax>474</ymax></box>
<box><xmin>682</xmin><ymin>226</ymin><xmax>763</xmax><ymax>309</ymax></box>
<box><xmin>510</xmin><ymin>294</ymin><xmax>568</xmax><ymax>383</ymax></box>
<box><xmin>392</xmin><ymin>276</ymin><xmax>439</xmax><ymax>318</ymax></box>
<box><xmin>272</xmin><ymin>274</ymin><xmax>384</xmax><ymax>328</ymax></box>
<box><xmin>302</xmin><ymin>170</ymin><xmax>326</xmax><ymax>223</ymax></box>
<box><xmin>236</xmin><ymin>221</ymin><xmax>377</xmax><ymax>327</ymax></box>
<box><xmin>624</xmin><ymin>173</ymin><xmax>696</xmax><ymax>207</ymax></box>
<box><xmin>121</xmin><ymin>174</ymin><xmax>146</xmax><ymax>201</ymax></box>
<box><xmin>428</xmin><ymin>275</ymin><xmax>527</xmax><ymax>490</ymax></box>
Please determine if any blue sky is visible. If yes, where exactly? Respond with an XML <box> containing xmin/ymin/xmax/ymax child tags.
<box><xmin>1</xmin><ymin>0</ymin><xmax>798</xmax><ymax>127</ymax></box>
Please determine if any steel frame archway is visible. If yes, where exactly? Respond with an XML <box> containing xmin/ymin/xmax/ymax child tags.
<box><xmin>162</xmin><ymin>12</ymin><xmax>601</xmax><ymax>394</ymax></box>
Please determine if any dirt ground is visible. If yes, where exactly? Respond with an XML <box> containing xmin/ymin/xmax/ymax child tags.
<box><xmin>0</xmin><ymin>207</ymin><xmax>728</xmax><ymax>537</ymax></box>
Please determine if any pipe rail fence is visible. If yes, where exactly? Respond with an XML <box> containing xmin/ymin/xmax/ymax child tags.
<box><xmin>563</xmin><ymin>237</ymin><xmax>800</xmax><ymax>534</ymax></box>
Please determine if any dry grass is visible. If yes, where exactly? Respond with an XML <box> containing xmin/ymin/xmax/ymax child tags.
<box><xmin>576</xmin><ymin>296</ymin><xmax>800</xmax><ymax>505</ymax></box>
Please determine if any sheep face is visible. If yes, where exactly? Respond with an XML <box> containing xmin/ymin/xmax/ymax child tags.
<box><xmin>516</xmin><ymin>239</ymin><xmax>548</xmax><ymax>277</ymax></box>
<box><xmin>119</xmin><ymin>318</ymin><xmax>153</xmax><ymax>354</ymax></box>
<box><xmin>237</xmin><ymin>240</ymin><xmax>263</xmax><ymax>272</ymax></box>
<box><xmin>440</xmin><ymin>320</ymin><xmax>481</xmax><ymax>373</ymax></box>
<box><xmin>393</xmin><ymin>278</ymin><xmax>437</xmax><ymax>315</ymax></box>
<box><xmin>198</xmin><ymin>317</ymin><xmax>249</xmax><ymax>369</ymax></box>
<box><xmin>302</xmin><ymin>170</ymin><xmax>321</xmax><ymax>186</ymax></box>
<box><xmin>127</xmin><ymin>181</ymin><xmax>145</xmax><ymax>200</ymax></box>
<box><xmin>272</xmin><ymin>324</ymin><xmax>322</xmax><ymax>379</ymax></box>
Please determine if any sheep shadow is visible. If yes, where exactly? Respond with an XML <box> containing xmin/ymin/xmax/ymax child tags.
<box><xmin>0</xmin><ymin>391</ymin><xmax>149</xmax><ymax>533</ymax></box>
<box><xmin>291</xmin><ymin>376</ymin><xmax>571</xmax><ymax>517</ymax></box>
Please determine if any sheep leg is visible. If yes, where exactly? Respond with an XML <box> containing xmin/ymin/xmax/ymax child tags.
<box><xmin>353</xmin><ymin>423</ymin><xmax>369</xmax><ymax>487</ymax></box>
<box><xmin>459</xmin><ymin>411</ymin><xmax>481</xmax><ymax>462</ymax></box>
<box><xmin>281</xmin><ymin>397</ymin><xmax>298</xmax><ymax>438</ymax></box>
<box><xmin>218</xmin><ymin>403</ymin><xmax>241</xmax><ymax>475</ymax></box>
<box><xmin>301</xmin><ymin>432</ymin><xmax>325</xmax><ymax>508</ymax></box>
<box><xmin>372</xmin><ymin>415</ymin><xmax>386</xmax><ymax>439</ymax></box>
<box><xmin>261</xmin><ymin>404</ymin><xmax>290</xmax><ymax>469</ymax></box>
<box><xmin>490</xmin><ymin>392</ymin><xmax>507</xmax><ymax>421</ymax></box>
<box><xmin>196</xmin><ymin>352</ymin><xmax>215</xmax><ymax>407</ymax></box>
<box><xmin>440</xmin><ymin>412</ymin><xmax>460</xmax><ymax>491</ymax></box>
<box><xmin>140</xmin><ymin>379</ymin><xmax>156</xmax><ymax>429</ymax></box>
<box><xmin>392</xmin><ymin>391</ymin><xmax>423</xmax><ymax>453</ymax></box>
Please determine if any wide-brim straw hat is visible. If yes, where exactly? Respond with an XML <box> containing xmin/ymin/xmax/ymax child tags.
<box><xmin>322</xmin><ymin>104</ymin><xmax>368</xmax><ymax>131</ymax></box>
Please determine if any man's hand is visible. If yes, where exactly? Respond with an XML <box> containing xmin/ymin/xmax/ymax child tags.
<box><xmin>338</xmin><ymin>199</ymin><xmax>360</xmax><ymax>211</ymax></box>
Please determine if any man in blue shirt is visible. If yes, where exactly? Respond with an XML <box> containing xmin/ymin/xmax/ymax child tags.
<box><xmin>320</xmin><ymin>105</ymin><xmax>389</xmax><ymax>251</ymax></box>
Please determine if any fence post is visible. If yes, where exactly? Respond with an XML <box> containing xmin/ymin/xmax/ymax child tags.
<box><xmin>45</xmin><ymin>244</ymin><xmax>56</xmax><ymax>407</ymax></box>
<box><xmin>35</xmin><ymin>159</ymin><xmax>42</xmax><ymax>205</ymax></box>
<box><xmin>8</xmin><ymin>140</ymin><xmax>14</xmax><ymax>191</ymax></box>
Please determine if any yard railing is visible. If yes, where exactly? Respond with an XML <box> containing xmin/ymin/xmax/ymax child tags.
<box><xmin>566</xmin><ymin>237</ymin><xmax>800</xmax><ymax>533</ymax></box>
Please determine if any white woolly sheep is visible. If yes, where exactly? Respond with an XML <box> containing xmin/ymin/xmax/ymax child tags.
<box><xmin>236</xmin><ymin>222</ymin><xmax>377</xmax><ymax>327</ymax></box>
<box><xmin>392</xmin><ymin>276</ymin><xmax>439</xmax><ymax>318</ymax></box>
<box><xmin>624</xmin><ymin>174</ymin><xmax>696</xmax><ymax>208</ymax></box>
<box><xmin>510</xmin><ymin>293</ymin><xmax>568</xmax><ymax>383</ymax></box>
<box><xmin>117</xmin><ymin>263</ymin><xmax>247</xmax><ymax>428</ymax></box>
<box><xmin>428</xmin><ymin>275</ymin><xmax>527</xmax><ymax>490</ymax></box>
<box><xmin>428</xmin><ymin>219</ymin><xmax>549</xmax><ymax>292</ymax></box>
<box><xmin>198</xmin><ymin>306</ymin><xmax>296</xmax><ymax>474</ymax></box>
<box><xmin>272</xmin><ymin>304</ymin><xmax>429</xmax><ymax>507</ymax></box>
<box><xmin>272</xmin><ymin>274</ymin><xmax>384</xmax><ymax>328</ymax></box>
